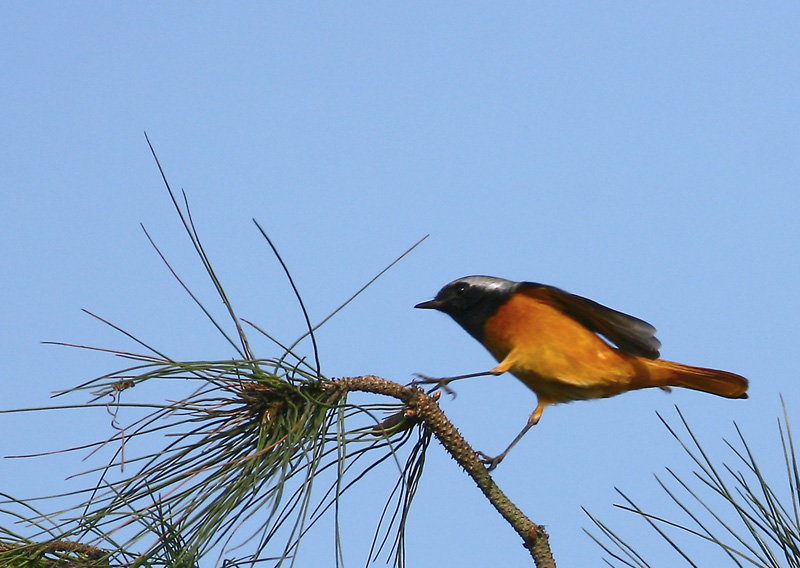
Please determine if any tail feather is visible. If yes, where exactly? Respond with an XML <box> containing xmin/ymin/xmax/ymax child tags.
<box><xmin>645</xmin><ymin>359</ymin><xmax>749</xmax><ymax>399</ymax></box>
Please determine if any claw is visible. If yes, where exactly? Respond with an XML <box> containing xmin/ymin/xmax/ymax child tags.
<box><xmin>476</xmin><ymin>451</ymin><xmax>503</xmax><ymax>472</ymax></box>
<box><xmin>412</xmin><ymin>373</ymin><xmax>459</xmax><ymax>397</ymax></box>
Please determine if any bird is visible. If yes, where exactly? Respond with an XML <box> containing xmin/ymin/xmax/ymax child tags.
<box><xmin>415</xmin><ymin>275</ymin><xmax>749</xmax><ymax>470</ymax></box>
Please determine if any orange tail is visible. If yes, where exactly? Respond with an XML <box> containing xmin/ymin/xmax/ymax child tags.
<box><xmin>644</xmin><ymin>359</ymin><xmax>749</xmax><ymax>399</ymax></box>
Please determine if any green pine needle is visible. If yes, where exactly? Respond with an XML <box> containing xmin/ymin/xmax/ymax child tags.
<box><xmin>587</xmin><ymin>402</ymin><xmax>800</xmax><ymax>567</ymax></box>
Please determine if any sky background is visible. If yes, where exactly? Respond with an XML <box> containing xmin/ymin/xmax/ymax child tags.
<box><xmin>2</xmin><ymin>3</ymin><xmax>799</xmax><ymax>566</ymax></box>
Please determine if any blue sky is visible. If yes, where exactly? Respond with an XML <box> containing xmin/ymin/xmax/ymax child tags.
<box><xmin>2</xmin><ymin>3</ymin><xmax>799</xmax><ymax>566</ymax></box>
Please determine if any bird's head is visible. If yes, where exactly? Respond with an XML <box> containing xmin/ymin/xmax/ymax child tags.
<box><xmin>415</xmin><ymin>275</ymin><xmax>518</xmax><ymax>340</ymax></box>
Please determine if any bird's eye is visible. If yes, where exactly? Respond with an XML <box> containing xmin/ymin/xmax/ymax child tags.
<box><xmin>454</xmin><ymin>283</ymin><xmax>468</xmax><ymax>296</ymax></box>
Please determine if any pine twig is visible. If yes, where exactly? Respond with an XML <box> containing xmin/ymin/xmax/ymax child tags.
<box><xmin>334</xmin><ymin>375</ymin><xmax>556</xmax><ymax>567</ymax></box>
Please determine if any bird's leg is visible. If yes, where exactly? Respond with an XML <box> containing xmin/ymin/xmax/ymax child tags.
<box><xmin>413</xmin><ymin>370</ymin><xmax>497</xmax><ymax>396</ymax></box>
<box><xmin>413</xmin><ymin>357</ymin><xmax>513</xmax><ymax>396</ymax></box>
<box><xmin>478</xmin><ymin>400</ymin><xmax>546</xmax><ymax>472</ymax></box>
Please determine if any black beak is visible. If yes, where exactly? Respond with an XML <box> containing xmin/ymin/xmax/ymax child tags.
<box><xmin>414</xmin><ymin>299</ymin><xmax>441</xmax><ymax>310</ymax></box>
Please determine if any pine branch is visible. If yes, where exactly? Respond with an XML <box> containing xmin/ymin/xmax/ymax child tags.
<box><xmin>335</xmin><ymin>375</ymin><xmax>556</xmax><ymax>567</ymax></box>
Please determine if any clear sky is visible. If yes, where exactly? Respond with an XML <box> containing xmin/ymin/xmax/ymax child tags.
<box><xmin>2</xmin><ymin>3</ymin><xmax>799</xmax><ymax>566</ymax></box>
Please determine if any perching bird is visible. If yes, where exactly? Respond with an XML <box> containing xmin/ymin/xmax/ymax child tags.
<box><xmin>415</xmin><ymin>275</ymin><xmax>748</xmax><ymax>470</ymax></box>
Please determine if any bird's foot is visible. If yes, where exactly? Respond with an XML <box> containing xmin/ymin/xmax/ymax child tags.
<box><xmin>476</xmin><ymin>451</ymin><xmax>504</xmax><ymax>472</ymax></box>
<box><xmin>411</xmin><ymin>374</ymin><xmax>459</xmax><ymax>397</ymax></box>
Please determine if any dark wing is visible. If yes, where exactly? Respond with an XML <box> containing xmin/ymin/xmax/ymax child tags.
<box><xmin>518</xmin><ymin>282</ymin><xmax>661</xmax><ymax>359</ymax></box>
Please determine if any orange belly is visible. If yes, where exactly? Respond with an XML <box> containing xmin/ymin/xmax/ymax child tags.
<box><xmin>481</xmin><ymin>293</ymin><xmax>648</xmax><ymax>403</ymax></box>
